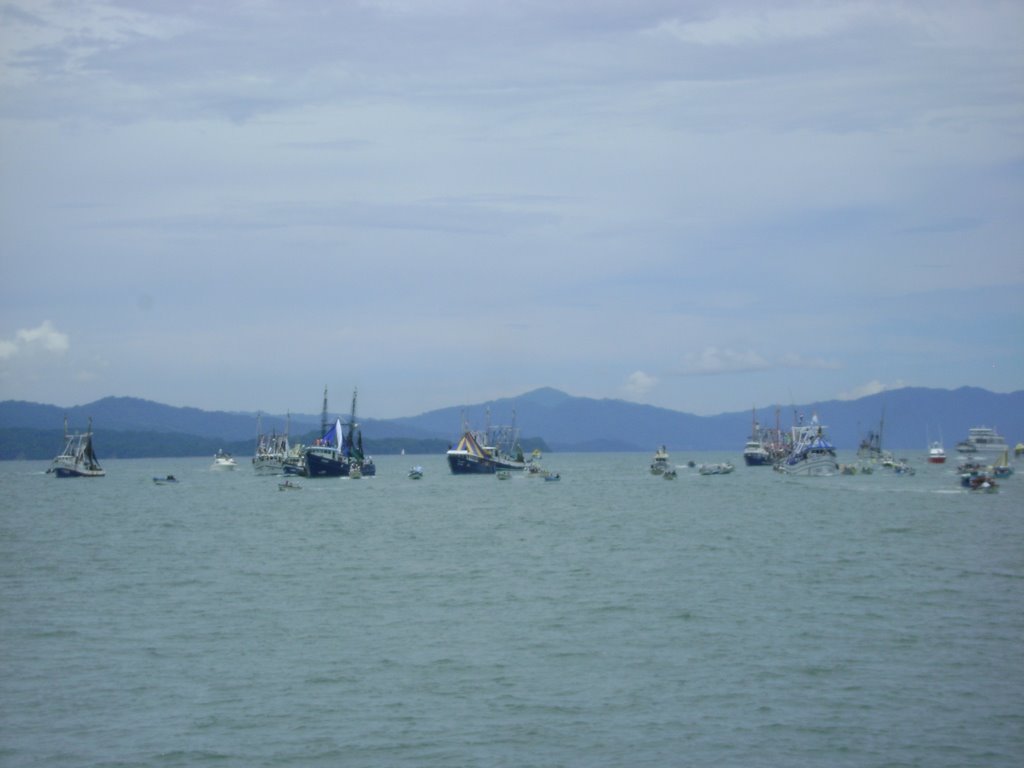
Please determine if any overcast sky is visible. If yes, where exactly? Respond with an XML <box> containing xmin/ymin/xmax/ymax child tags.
<box><xmin>1</xmin><ymin>1</ymin><xmax>1022</xmax><ymax>419</ymax></box>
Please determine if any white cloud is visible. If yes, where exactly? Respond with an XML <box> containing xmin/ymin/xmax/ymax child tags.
<box><xmin>680</xmin><ymin>347</ymin><xmax>770</xmax><ymax>375</ymax></box>
<box><xmin>838</xmin><ymin>379</ymin><xmax>906</xmax><ymax>400</ymax></box>
<box><xmin>654</xmin><ymin>5</ymin><xmax>874</xmax><ymax>47</ymax></box>
<box><xmin>624</xmin><ymin>370</ymin><xmax>658</xmax><ymax>396</ymax></box>
<box><xmin>777</xmin><ymin>353</ymin><xmax>842</xmax><ymax>371</ymax></box>
<box><xmin>1</xmin><ymin>321</ymin><xmax>70</xmax><ymax>358</ymax></box>
<box><xmin>677</xmin><ymin>347</ymin><xmax>842</xmax><ymax>376</ymax></box>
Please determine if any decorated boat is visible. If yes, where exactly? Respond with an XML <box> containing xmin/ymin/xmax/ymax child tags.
<box><xmin>775</xmin><ymin>414</ymin><xmax>839</xmax><ymax>476</ymax></box>
<box><xmin>447</xmin><ymin>411</ymin><xmax>526</xmax><ymax>474</ymax></box>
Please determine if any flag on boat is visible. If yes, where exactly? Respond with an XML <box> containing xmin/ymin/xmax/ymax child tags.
<box><xmin>320</xmin><ymin>418</ymin><xmax>343</xmax><ymax>448</ymax></box>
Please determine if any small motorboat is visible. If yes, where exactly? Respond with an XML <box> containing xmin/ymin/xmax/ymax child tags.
<box><xmin>211</xmin><ymin>450</ymin><xmax>237</xmax><ymax>470</ymax></box>
<box><xmin>543</xmin><ymin>472</ymin><xmax>561</xmax><ymax>482</ymax></box>
<box><xmin>698</xmin><ymin>462</ymin><xmax>735</xmax><ymax>475</ymax></box>
<box><xmin>408</xmin><ymin>466</ymin><xmax>424</xmax><ymax>479</ymax></box>
<box><xmin>278</xmin><ymin>479</ymin><xmax>302</xmax><ymax>491</ymax></box>
<box><xmin>496</xmin><ymin>470</ymin><xmax>511</xmax><ymax>480</ymax></box>
<box><xmin>650</xmin><ymin>445</ymin><xmax>670</xmax><ymax>475</ymax></box>
<box><xmin>153</xmin><ymin>475</ymin><xmax>178</xmax><ymax>485</ymax></box>
<box><xmin>662</xmin><ymin>468</ymin><xmax>677</xmax><ymax>479</ymax></box>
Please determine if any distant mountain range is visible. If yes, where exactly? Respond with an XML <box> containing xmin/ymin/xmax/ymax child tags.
<box><xmin>1</xmin><ymin>386</ymin><xmax>1022</xmax><ymax>460</ymax></box>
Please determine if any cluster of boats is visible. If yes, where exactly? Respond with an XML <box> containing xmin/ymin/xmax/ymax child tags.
<box><xmin>40</xmin><ymin>398</ymin><xmax>1017</xmax><ymax>495</ymax></box>
<box><xmin>229</xmin><ymin>388</ymin><xmax>377</xmax><ymax>479</ymax></box>
<box><xmin>650</xmin><ymin>416</ymin><xmax>1016</xmax><ymax>491</ymax></box>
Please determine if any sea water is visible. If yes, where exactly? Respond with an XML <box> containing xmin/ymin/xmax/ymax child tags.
<box><xmin>1</xmin><ymin>452</ymin><xmax>1021</xmax><ymax>767</ymax></box>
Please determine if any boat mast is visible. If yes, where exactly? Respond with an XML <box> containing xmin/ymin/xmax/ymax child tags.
<box><xmin>320</xmin><ymin>387</ymin><xmax>329</xmax><ymax>437</ymax></box>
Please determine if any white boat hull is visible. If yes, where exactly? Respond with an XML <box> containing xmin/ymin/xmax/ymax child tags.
<box><xmin>777</xmin><ymin>452</ymin><xmax>839</xmax><ymax>476</ymax></box>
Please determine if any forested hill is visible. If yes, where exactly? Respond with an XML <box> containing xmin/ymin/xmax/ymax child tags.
<box><xmin>1</xmin><ymin>386</ymin><xmax>1022</xmax><ymax>459</ymax></box>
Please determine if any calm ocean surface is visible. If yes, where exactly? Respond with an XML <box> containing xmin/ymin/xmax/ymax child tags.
<box><xmin>2</xmin><ymin>451</ymin><xmax>1022</xmax><ymax>767</ymax></box>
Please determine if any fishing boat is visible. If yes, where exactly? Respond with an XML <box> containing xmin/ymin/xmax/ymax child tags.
<box><xmin>252</xmin><ymin>412</ymin><xmax>290</xmax><ymax>475</ymax></box>
<box><xmin>956</xmin><ymin>426</ymin><xmax>1009</xmax><ymax>458</ymax></box>
<box><xmin>48</xmin><ymin>417</ymin><xmax>106</xmax><ymax>478</ymax></box>
<box><xmin>857</xmin><ymin>411</ymin><xmax>893</xmax><ymax>464</ymax></box>
<box><xmin>775</xmin><ymin>414</ymin><xmax>839</xmax><ymax>476</ymax></box>
<box><xmin>303</xmin><ymin>388</ymin><xmax>345</xmax><ymax>477</ymax></box>
<box><xmin>211</xmin><ymin>449</ymin><xmax>237</xmax><ymax>470</ymax></box>
<box><xmin>742</xmin><ymin>408</ymin><xmax>786</xmax><ymax>466</ymax></box>
<box><xmin>340</xmin><ymin>388</ymin><xmax>376</xmax><ymax>477</ymax></box>
<box><xmin>446</xmin><ymin>411</ymin><xmax>526</xmax><ymax>474</ymax></box>
<box><xmin>650</xmin><ymin>445</ymin><xmax>671</xmax><ymax>475</ymax></box>
<box><xmin>303</xmin><ymin>388</ymin><xmax>376</xmax><ymax>478</ymax></box>
<box><xmin>927</xmin><ymin>440</ymin><xmax>946</xmax><ymax>464</ymax></box>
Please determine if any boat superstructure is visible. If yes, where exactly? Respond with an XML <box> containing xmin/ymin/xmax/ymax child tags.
<box><xmin>956</xmin><ymin>426</ymin><xmax>1009</xmax><ymax>458</ymax></box>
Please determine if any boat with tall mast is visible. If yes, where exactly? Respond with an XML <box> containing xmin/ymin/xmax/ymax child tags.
<box><xmin>857</xmin><ymin>410</ymin><xmax>892</xmax><ymax>463</ymax></box>
<box><xmin>48</xmin><ymin>417</ymin><xmax>105</xmax><ymax>478</ymax></box>
<box><xmin>252</xmin><ymin>412</ymin><xmax>290</xmax><ymax>474</ymax></box>
<box><xmin>742</xmin><ymin>407</ymin><xmax>787</xmax><ymax>466</ymax></box>
<box><xmin>304</xmin><ymin>388</ymin><xmax>346</xmax><ymax>477</ymax></box>
<box><xmin>341</xmin><ymin>388</ymin><xmax>375</xmax><ymax>477</ymax></box>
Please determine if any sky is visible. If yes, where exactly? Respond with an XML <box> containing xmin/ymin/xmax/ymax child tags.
<box><xmin>1</xmin><ymin>0</ymin><xmax>1022</xmax><ymax>419</ymax></box>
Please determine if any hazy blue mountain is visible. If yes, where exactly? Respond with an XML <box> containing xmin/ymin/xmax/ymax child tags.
<box><xmin>2</xmin><ymin>386</ymin><xmax>1022</xmax><ymax>459</ymax></box>
<box><xmin>389</xmin><ymin>386</ymin><xmax>1024</xmax><ymax>452</ymax></box>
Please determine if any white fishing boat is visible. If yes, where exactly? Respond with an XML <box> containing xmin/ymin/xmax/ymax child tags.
<box><xmin>252</xmin><ymin>412</ymin><xmax>290</xmax><ymax>475</ymax></box>
<box><xmin>48</xmin><ymin>417</ymin><xmax>105</xmax><ymax>478</ymax></box>
<box><xmin>775</xmin><ymin>414</ymin><xmax>839</xmax><ymax>476</ymax></box>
